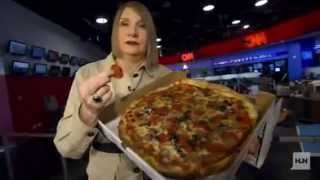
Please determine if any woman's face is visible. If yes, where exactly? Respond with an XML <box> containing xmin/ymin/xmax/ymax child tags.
<box><xmin>118</xmin><ymin>7</ymin><xmax>147</xmax><ymax>58</ymax></box>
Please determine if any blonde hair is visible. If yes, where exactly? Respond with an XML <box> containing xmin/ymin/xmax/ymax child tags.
<box><xmin>111</xmin><ymin>1</ymin><xmax>158</xmax><ymax>70</ymax></box>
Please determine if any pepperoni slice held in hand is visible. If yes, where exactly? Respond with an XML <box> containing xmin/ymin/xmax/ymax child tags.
<box><xmin>110</xmin><ymin>64</ymin><xmax>123</xmax><ymax>78</ymax></box>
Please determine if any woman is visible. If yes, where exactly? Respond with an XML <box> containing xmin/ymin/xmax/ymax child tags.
<box><xmin>54</xmin><ymin>1</ymin><xmax>171</xmax><ymax>180</ymax></box>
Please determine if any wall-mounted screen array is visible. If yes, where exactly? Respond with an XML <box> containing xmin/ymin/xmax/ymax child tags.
<box><xmin>7</xmin><ymin>40</ymin><xmax>90</xmax><ymax>66</ymax></box>
<box><xmin>10</xmin><ymin>60</ymin><xmax>75</xmax><ymax>77</ymax></box>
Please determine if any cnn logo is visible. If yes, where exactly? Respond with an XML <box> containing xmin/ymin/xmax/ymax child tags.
<box><xmin>291</xmin><ymin>152</ymin><xmax>311</xmax><ymax>170</ymax></box>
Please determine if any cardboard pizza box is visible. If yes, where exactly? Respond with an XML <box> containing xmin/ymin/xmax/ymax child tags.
<box><xmin>245</xmin><ymin>98</ymin><xmax>283</xmax><ymax>168</ymax></box>
<box><xmin>98</xmin><ymin>72</ymin><xmax>278</xmax><ymax>180</ymax></box>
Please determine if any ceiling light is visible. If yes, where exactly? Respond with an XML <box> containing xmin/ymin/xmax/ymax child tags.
<box><xmin>156</xmin><ymin>38</ymin><xmax>162</xmax><ymax>42</ymax></box>
<box><xmin>203</xmin><ymin>4</ymin><xmax>215</xmax><ymax>12</ymax></box>
<box><xmin>255</xmin><ymin>0</ymin><xmax>268</xmax><ymax>7</ymax></box>
<box><xmin>96</xmin><ymin>17</ymin><xmax>108</xmax><ymax>24</ymax></box>
<box><xmin>182</xmin><ymin>64</ymin><xmax>189</xmax><ymax>70</ymax></box>
<box><xmin>232</xmin><ymin>20</ymin><xmax>241</xmax><ymax>25</ymax></box>
<box><xmin>157</xmin><ymin>45</ymin><xmax>162</xmax><ymax>49</ymax></box>
<box><xmin>243</xmin><ymin>24</ymin><xmax>250</xmax><ymax>29</ymax></box>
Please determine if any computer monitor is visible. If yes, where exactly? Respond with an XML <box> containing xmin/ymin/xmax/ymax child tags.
<box><xmin>61</xmin><ymin>67</ymin><xmax>71</xmax><ymax>77</ymax></box>
<box><xmin>60</xmin><ymin>54</ymin><xmax>70</xmax><ymax>64</ymax></box>
<box><xmin>70</xmin><ymin>56</ymin><xmax>79</xmax><ymax>66</ymax></box>
<box><xmin>8</xmin><ymin>40</ymin><xmax>27</xmax><ymax>56</ymax></box>
<box><xmin>31</xmin><ymin>46</ymin><xmax>45</xmax><ymax>59</ymax></box>
<box><xmin>47</xmin><ymin>50</ymin><xmax>59</xmax><ymax>62</ymax></box>
<box><xmin>48</xmin><ymin>66</ymin><xmax>61</xmax><ymax>77</ymax></box>
<box><xmin>33</xmin><ymin>64</ymin><xmax>47</xmax><ymax>75</ymax></box>
<box><xmin>12</xmin><ymin>61</ymin><xmax>30</xmax><ymax>75</ymax></box>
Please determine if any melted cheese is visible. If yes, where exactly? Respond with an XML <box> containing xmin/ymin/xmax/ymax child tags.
<box><xmin>135</xmin><ymin>126</ymin><xmax>149</xmax><ymax>136</ymax></box>
<box><xmin>161</xmin><ymin>143</ymin><xmax>180</xmax><ymax>159</ymax></box>
<box><xmin>199</xmin><ymin>149</ymin><xmax>209</xmax><ymax>156</ymax></box>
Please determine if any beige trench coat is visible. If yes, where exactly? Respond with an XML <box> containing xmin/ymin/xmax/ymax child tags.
<box><xmin>54</xmin><ymin>54</ymin><xmax>171</xmax><ymax>180</ymax></box>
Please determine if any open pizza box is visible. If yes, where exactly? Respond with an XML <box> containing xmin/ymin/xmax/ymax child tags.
<box><xmin>98</xmin><ymin>72</ymin><xmax>280</xmax><ymax>180</ymax></box>
<box><xmin>244</xmin><ymin>98</ymin><xmax>283</xmax><ymax>168</ymax></box>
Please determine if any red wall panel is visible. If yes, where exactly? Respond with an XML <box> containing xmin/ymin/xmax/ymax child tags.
<box><xmin>5</xmin><ymin>76</ymin><xmax>73</xmax><ymax>132</ymax></box>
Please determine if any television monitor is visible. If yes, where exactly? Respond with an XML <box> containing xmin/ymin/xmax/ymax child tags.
<box><xmin>60</xmin><ymin>54</ymin><xmax>70</xmax><ymax>64</ymax></box>
<box><xmin>33</xmin><ymin>64</ymin><xmax>47</xmax><ymax>75</ymax></box>
<box><xmin>12</xmin><ymin>61</ymin><xmax>30</xmax><ymax>75</ymax></box>
<box><xmin>47</xmin><ymin>50</ymin><xmax>59</xmax><ymax>62</ymax></box>
<box><xmin>8</xmin><ymin>40</ymin><xmax>27</xmax><ymax>56</ymax></box>
<box><xmin>31</xmin><ymin>46</ymin><xmax>45</xmax><ymax>59</ymax></box>
<box><xmin>48</xmin><ymin>66</ymin><xmax>61</xmax><ymax>77</ymax></box>
<box><xmin>275</xmin><ymin>67</ymin><xmax>281</xmax><ymax>72</ymax></box>
<box><xmin>61</xmin><ymin>67</ymin><xmax>70</xmax><ymax>77</ymax></box>
<box><xmin>301</xmin><ymin>51</ymin><xmax>313</xmax><ymax>60</ymax></box>
<box><xmin>70</xmin><ymin>56</ymin><xmax>79</xmax><ymax>66</ymax></box>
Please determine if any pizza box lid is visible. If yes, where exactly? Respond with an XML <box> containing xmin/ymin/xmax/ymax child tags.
<box><xmin>98</xmin><ymin>89</ymin><xmax>279</xmax><ymax>179</ymax></box>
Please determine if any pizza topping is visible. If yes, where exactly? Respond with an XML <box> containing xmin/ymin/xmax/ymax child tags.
<box><xmin>154</xmin><ymin>107</ymin><xmax>169</xmax><ymax>116</ymax></box>
<box><xmin>144</xmin><ymin>107</ymin><xmax>152</xmax><ymax>114</ymax></box>
<box><xmin>110</xmin><ymin>64</ymin><xmax>123</xmax><ymax>78</ymax></box>
<box><xmin>172</xmin><ymin>103</ymin><xmax>183</xmax><ymax>111</ymax></box>
<box><xmin>158</xmin><ymin>133</ymin><xmax>170</xmax><ymax>143</ymax></box>
<box><xmin>149</xmin><ymin>114</ymin><xmax>161</xmax><ymax>126</ymax></box>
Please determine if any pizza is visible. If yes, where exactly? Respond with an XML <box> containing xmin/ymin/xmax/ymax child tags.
<box><xmin>110</xmin><ymin>64</ymin><xmax>123</xmax><ymax>78</ymax></box>
<box><xmin>118</xmin><ymin>79</ymin><xmax>257</xmax><ymax>178</ymax></box>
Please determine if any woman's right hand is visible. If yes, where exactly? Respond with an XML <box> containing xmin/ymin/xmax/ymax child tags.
<box><xmin>79</xmin><ymin>72</ymin><xmax>114</xmax><ymax>127</ymax></box>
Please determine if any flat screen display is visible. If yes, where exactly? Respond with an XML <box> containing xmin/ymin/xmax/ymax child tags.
<box><xmin>47</xmin><ymin>50</ymin><xmax>59</xmax><ymax>62</ymax></box>
<box><xmin>34</xmin><ymin>64</ymin><xmax>47</xmax><ymax>75</ymax></box>
<box><xmin>8</xmin><ymin>40</ymin><xmax>27</xmax><ymax>56</ymax></box>
<box><xmin>70</xmin><ymin>56</ymin><xmax>79</xmax><ymax>66</ymax></box>
<box><xmin>31</xmin><ymin>46</ymin><xmax>45</xmax><ymax>59</ymax></box>
<box><xmin>61</xmin><ymin>67</ymin><xmax>71</xmax><ymax>77</ymax></box>
<box><xmin>48</xmin><ymin>66</ymin><xmax>61</xmax><ymax>77</ymax></box>
<box><xmin>60</xmin><ymin>54</ymin><xmax>70</xmax><ymax>64</ymax></box>
<box><xmin>12</xmin><ymin>61</ymin><xmax>30</xmax><ymax>75</ymax></box>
